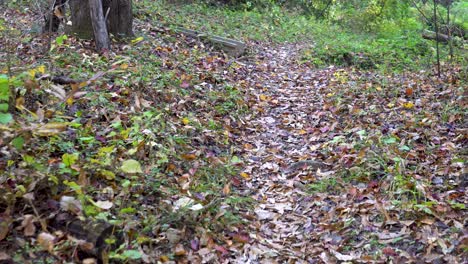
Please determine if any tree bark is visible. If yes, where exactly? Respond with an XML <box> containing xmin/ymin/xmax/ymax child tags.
<box><xmin>104</xmin><ymin>0</ymin><xmax>133</xmax><ymax>38</ymax></box>
<box><xmin>68</xmin><ymin>0</ymin><xmax>133</xmax><ymax>40</ymax></box>
<box><xmin>89</xmin><ymin>0</ymin><xmax>110</xmax><ymax>51</ymax></box>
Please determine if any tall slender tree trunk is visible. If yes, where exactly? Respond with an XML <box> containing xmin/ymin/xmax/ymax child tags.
<box><xmin>89</xmin><ymin>0</ymin><xmax>110</xmax><ymax>51</ymax></box>
<box><xmin>433</xmin><ymin>0</ymin><xmax>441</xmax><ymax>77</ymax></box>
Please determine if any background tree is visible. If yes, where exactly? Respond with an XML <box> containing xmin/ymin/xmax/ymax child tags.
<box><xmin>43</xmin><ymin>0</ymin><xmax>133</xmax><ymax>51</ymax></box>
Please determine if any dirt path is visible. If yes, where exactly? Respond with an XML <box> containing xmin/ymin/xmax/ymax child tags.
<box><xmin>233</xmin><ymin>43</ymin><xmax>338</xmax><ymax>263</ymax></box>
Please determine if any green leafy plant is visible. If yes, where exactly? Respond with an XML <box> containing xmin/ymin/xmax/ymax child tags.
<box><xmin>0</xmin><ymin>74</ymin><xmax>12</xmax><ymax>124</ymax></box>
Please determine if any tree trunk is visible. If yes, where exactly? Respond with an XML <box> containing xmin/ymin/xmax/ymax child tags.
<box><xmin>104</xmin><ymin>0</ymin><xmax>133</xmax><ymax>39</ymax></box>
<box><xmin>68</xmin><ymin>0</ymin><xmax>133</xmax><ymax>40</ymax></box>
<box><xmin>89</xmin><ymin>0</ymin><xmax>110</xmax><ymax>51</ymax></box>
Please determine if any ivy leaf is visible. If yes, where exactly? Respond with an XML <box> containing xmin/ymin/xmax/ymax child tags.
<box><xmin>121</xmin><ymin>159</ymin><xmax>143</xmax><ymax>174</ymax></box>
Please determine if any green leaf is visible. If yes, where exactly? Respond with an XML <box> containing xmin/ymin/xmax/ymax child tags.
<box><xmin>62</xmin><ymin>153</ymin><xmax>79</xmax><ymax>167</ymax></box>
<box><xmin>399</xmin><ymin>145</ymin><xmax>411</xmax><ymax>151</ymax></box>
<box><xmin>0</xmin><ymin>103</ymin><xmax>8</xmax><ymax>112</ymax></box>
<box><xmin>0</xmin><ymin>113</ymin><xmax>12</xmax><ymax>124</ymax></box>
<box><xmin>55</xmin><ymin>34</ymin><xmax>68</xmax><ymax>46</ymax></box>
<box><xmin>122</xmin><ymin>250</ymin><xmax>142</xmax><ymax>260</ymax></box>
<box><xmin>99</xmin><ymin>170</ymin><xmax>115</xmax><ymax>180</ymax></box>
<box><xmin>120</xmin><ymin>207</ymin><xmax>137</xmax><ymax>214</ymax></box>
<box><xmin>121</xmin><ymin>159</ymin><xmax>143</xmax><ymax>174</ymax></box>
<box><xmin>12</xmin><ymin>136</ymin><xmax>24</xmax><ymax>150</ymax></box>
<box><xmin>230</xmin><ymin>155</ymin><xmax>242</xmax><ymax>164</ymax></box>
<box><xmin>0</xmin><ymin>76</ymin><xmax>10</xmax><ymax>101</ymax></box>
<box><xmin>382</xmin><ymin>136</ymin><xmax>397</xmax><ymax>144</ymax></box>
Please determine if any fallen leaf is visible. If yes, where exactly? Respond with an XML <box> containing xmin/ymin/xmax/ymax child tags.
<box><xmin>34</xmin><ymin>122</ymin><xmax>68</xmax><ymax>136</ymax></box>
<box><xmin>0</xmin><ymin>215</ymin><xmax>12</xmax><ymax>241</ymax></box>
<box><xmin>20</xmin><ymin>214</ymin><xmax>36</xmax><ymax>236</ymax></box>
<box><xmin>330</xmin><ymin>249</ymin><xmax>360</xmax><ymax>261</ymax></box>
<box><xmin>0</xmin><ymin>252</ymin><xmax>11</xmax><ymax>261</ymax></box>
<box><xmin>37</xmin><ymin>232</ymin><xmax>56</xmax><ymax>252</ymax></box>
<box><xmin>121</xmin><ymin>159</ymin><xmax>143</xmax><ymax>173</ymax></box>
<box><xmin>255</xmin><ymin>209</ymin><xmax>277</xmax><ymax>220</ymax></box>
<box><xmin>222</xmin><ymin>182</ymin><xmax>231</xmax><ymax>195</ymax></box>
<box><xmin>181</xmin><ymin>153</ymin><xmax>197</xmax><ymax>161</ymax></box>
<box><xmin>174</xmin><ymin>244</ymin><xmax>186</xmax><ymax>256</ymax></box>
<box><xmin>94</xmin><ymin>200</ymin><xmax>113</xmax><ymax>210</ymax></box>
<box><xmin>240</xmin><ymin>172</ymin><xmax>251</xmax><ymax>180</ymax></box>
<box><xmin>403</xmin><ymin>101</ymin><xmax>414</xmax><ymax>109</ymax></box>
<box><xmin>60</xmin><ymin>196</ymin><xmax>82</xmax><ymax>215</ymax></box>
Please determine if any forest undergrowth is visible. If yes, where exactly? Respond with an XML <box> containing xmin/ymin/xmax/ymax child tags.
<box><xmin>0</xmin><ymin>1</ymin><xmax>466</xmax><ymax>263</ymax></box>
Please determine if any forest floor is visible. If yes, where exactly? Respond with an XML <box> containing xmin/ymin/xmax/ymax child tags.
<box><xmin>0</xmin><ymin>5</ymin><xmax>467</xmax><ymax>264</ymax></box>
<box><xmin>228</xmin><ymin>43</ymin><xmax>466</xmax><ymax>263</ymax></box>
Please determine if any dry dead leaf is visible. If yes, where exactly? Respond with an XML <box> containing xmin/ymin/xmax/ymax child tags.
<box><xmin>20</xmin><ymin>214</ymin><xmax>36</xmax><ymax>236</ymax></box>
<box><xmin>37</xmin><ymin>232</ymin><xmax>56</xmax><ymax>252</ymax></box>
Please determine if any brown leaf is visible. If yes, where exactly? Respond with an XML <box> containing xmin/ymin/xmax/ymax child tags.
<box><xmin>174</xmin><ymin>244</ymin><xmax>186</xmax><ymax>256</ymax></box>
<box><xmin>181</xmin><ymin>153</ymin><xmax>197</xmax><ymax>161</ymax></box>
<box><xmin>232</xmin><ymin>233</ymin><xmax>249</xmax><ymax>243</ymax></box>
<box><xmin>330</xmin><ymin>249</ymin><xmax>360</xmax><ymax>261</ymax></box>
<box><xmin>20</xmin><ymin>214</ymin><xmax>36</xmax><ymax>237</ymax></box>
<box><xmin>0</xmin><ymin>215</ymin><xmax>12</xmax><ymax>241</ymax></box>
<box><xmin>222</xmin><ymin>182</ymin><xmax>231</xmax><ymax>195</ymax></box>
<box><xmin>37</xmin><ymin>232</ymin><xmax>56</xmax><ymax>252</ymax></box>
<box><xmin>0</xmin><ymin>252</ymin><xmax>11</xmax><ymax>261</ymax></box>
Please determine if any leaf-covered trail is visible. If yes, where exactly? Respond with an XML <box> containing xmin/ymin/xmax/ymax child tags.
<box><xmin>235</xmin><ymin>43</ymin><xmax>335</xmax><ymax>262</ymax></box>
<box><xmin>228</xmin><ymin>42</ymin><xmax>466</xmax><ymax>263</ymax></box>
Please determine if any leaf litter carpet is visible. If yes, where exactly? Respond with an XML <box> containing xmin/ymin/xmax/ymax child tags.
<box><xmin>229</xmin><ymin>43</ymin><xmax>466</xmax><ymax>263</ymax></box>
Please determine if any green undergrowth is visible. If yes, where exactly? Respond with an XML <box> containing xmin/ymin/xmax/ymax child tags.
<box><xmin>145</xmin><ymin>1</ymin><xmax>465</xmax><ymax>71</ymax></box>
<box><xmin>0</xmin><ymin>11</ymin><xmax>252</xmax><ymax>262</ymax></box>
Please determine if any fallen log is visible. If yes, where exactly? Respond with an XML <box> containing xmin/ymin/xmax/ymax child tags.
<box><xmin>175</xmin><ymin>27</ymin><xmax>246</xmax><ymax>57</ymax></box>
<box><xmin>422</xmin><ymin>29</ymin><xmax>450</xmax><ymax>43</ymax></box>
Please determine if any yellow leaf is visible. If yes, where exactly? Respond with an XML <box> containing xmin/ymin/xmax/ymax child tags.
<box><xmin>34</xmin><ymin>122</ymin><xmax>68</xmax><ymax>136</ymax></box>
<box><xmin>28</xmin><ymin>69</ymin><xmax>36</xmax><ymax>78</ymax></box>
<box><xmin>37</xmin><ymin>65</ymin><xmax>46</xmax><ymax>74</ymax></box>
<box><xmin>182</xmin><ymin>117</ymin><xmax>189</xmax><ymax>125</ymax></box>
<box><xmin>131</xmin><ymin>36</ymin><xmax>144</xmax><ymax>44</ymax></box>
<box><xmin>240</xmin><ymin>172</ymin><xmax>251</xmax><ymax>180</ymax></box>
<box><xmin>259</xmin><ymin>94</ymin><xmax>268</xmax><ymax>101</ymax></box>
<box><xmin>120</xmin><ymin>63</ymin><xmax>129</xmax><ymax>70</ymax></box>
<box><xmin>66</xmin><ymin>97</ymin><xmax>74</xmax><ymax>106</ymax></box>
<box><xmin>403</xmin><ymin>101</ymin><xmax>414</xmax><ymax>109</ymax></box>
<box><xmin>16</xmin><ymin>97</ymin><xmax>25</xmax><ymax>110</ymax></box>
